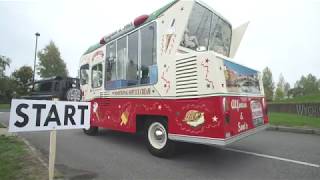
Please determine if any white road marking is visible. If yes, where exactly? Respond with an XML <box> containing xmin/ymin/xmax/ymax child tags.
<box><xmin>225</xmin><ymin>147</ymin><xmax>320</xmax><ymax>168</ymax></box>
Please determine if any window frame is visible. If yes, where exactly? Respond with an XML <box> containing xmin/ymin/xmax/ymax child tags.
<box><xmin>104</xmin><ymin>21</ymin><xmax>158</xmax><ymax>90</ymax></box>
<box><xmin>179</xmin><ymin>2</ymin><xmax>232</xmax><ymax>57</ymax></box>
<box><xmin>80</xmin><ymin>64</ymin><xmax>90</xmax><ymax>85</ymax></box>
<box><xmin>91</xmin><ymin>63</ymin><xmax>103</xmax><ymax>88</ymax></box>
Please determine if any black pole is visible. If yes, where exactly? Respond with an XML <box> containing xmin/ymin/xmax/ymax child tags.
<box><xmin>33</xmin><ymin>32</ymin><xmax>40</xmax><ymax>85</ymax></box>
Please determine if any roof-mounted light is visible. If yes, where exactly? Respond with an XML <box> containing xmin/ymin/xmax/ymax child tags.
<box><xmin>99</xmin><ymin>38</ymin><xmax>106</xmax><ymax>45</ymax></box>
<box><xmin>133</xmin><ymin>15</ymin><xmax>149</xmax><ymax>27</ymax></box>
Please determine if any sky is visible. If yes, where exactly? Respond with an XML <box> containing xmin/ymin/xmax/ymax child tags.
<box><xmin>0</xmin><ymin>0</ymin><xmax>320</xmax><ymax>86</ymax></box>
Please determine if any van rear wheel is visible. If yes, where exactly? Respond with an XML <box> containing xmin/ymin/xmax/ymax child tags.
<box><xmin>145</xmin><ymin>120</ymin><xmax>175</xmax><ymax>158</ymax></box>
<box><xmin>83</xmin><ymin>126</ymin><xmax>98</xmax><ymax>136</ymax></box>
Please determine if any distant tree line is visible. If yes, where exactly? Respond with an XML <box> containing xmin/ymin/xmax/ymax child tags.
<box><xmin>0</xmin><ymin>41</ymin><xmax>68</xmax><ymax>103</ymax></box>
<box><xmin>262</xmin><ymin>67</ymin><xmax>320</xmax><ymax>102</ymax></box>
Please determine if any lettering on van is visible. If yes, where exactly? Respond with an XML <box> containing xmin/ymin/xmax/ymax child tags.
<box><xmin>238</xmin><ymin>122</ymin><xmax>248</xmax><ymax>132</ymax></box>
<box><xmin>231</xmin><ymin>99</ymin><xmax>247</xmax><ymax>111</ymax></box>
<box><xmin>112</xmin><ymin>88</ymin><xmax>151</xmax><ymax>96</ymax></box>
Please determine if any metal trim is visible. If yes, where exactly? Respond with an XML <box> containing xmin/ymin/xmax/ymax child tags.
<box><xmin>168</xmin><ymin>124</ymin><xmax>268</xmax><ymax>146</ymax></box>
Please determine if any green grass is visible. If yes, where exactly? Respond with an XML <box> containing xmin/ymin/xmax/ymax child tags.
<box><xmin>0</xmin><ymin>104</ymin><xmax>10</xmax><ymax>109</ymax></box>
<box><xmin>269</xmin><ymin>112</ymin><xmax>320</xmax><ymax>129</ymax></box>
<box><xmin>271</xmin><ymin>93</ymin><xmax>320</xmax><ymax>104</ymax></box>
<box><xmin>0</xmin><ymin>136</ymin><xmax>47</xmax><ymax>180</ymax></box>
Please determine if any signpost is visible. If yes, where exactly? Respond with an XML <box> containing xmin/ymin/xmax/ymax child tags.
<box><xmin>9</xmin><ymin>99</ymin><xmax>91</xmax><ymax>180</ymax></box>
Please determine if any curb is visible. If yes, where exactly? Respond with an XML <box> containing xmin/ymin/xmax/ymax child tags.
<box><xmin>267</xmin><ymin>125</ymin><xmax>320</xmax><ymax>135</ymax></box>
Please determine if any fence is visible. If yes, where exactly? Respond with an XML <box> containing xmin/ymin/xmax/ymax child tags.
<box><xmin>268</xmin><ymin>103</ymin><xmax>320</xmax><ymax>117</ymax></box>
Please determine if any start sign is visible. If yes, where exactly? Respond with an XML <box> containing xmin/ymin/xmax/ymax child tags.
<box><xmin>9</xmin><ymin>99</ymin><xmax>91</xmax><ymax>132</ymax></box>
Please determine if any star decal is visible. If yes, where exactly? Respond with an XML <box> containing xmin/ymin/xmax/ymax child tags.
<box><xmin>212</xmin><ymin>116</ymin><xmax>218</xmax><ymax>123</ymax></box>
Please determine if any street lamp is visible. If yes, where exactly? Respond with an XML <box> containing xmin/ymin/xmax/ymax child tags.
<box><xmin>33</xmin><ymin>32</ymin><xmax>40</xmax><ymax>84</ymax></box>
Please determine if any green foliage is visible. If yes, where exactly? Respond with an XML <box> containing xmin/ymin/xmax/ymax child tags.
<box><xmin>294</xmin><ymin>73</ymin><xmax>319</xmax><ymax>96</ymax></box>
<box><xmin>0</xmin><ymin>55</ymin><xmax>14</xmax><ymax>103</ymax></box>
<box><xmin>274</xmin><ymin>88</ymin><xmax>284</xmax><ymax>100</ymax></box>
<box><xmin>0</xmin><ymin>136</ymin><xmax>48</xmax><ymax>180</ymax></box>
<box><xmin>269</xmin><ymin>112</ymin><xmax>320</xmax><ymax>129</ymax></box>
<box><xmin>0</xmin><ymin>104</ymin><xmax>10</xmax><ymax>110</ymax></box>
<box><xmin>0</xmin><ymin>55</ymin><xmax>11</xmax><ymax>77</ymax></box>
<box><xmin>11</xmin><ymin>66</ymin><xmax>33</xmax><ymax>97</ymax></box>
<box><xmin>37</xmin><ymin>41</ymin><xmax>68</xmax><ymax>78</ymax></box>
<box><xmin>284</xmin><ymin>82</ymin><xmax>290</xmax><ymax>97</ymax></box>
<box><xmin>271</xmin><ymin>93</ymin><xmax>320</xmax><ymax>104</ymax></box>
<box><xmin>262</xmin><ymin>67</ymin><xmax>274</xmax><ymax>101</ymax></box>
<box><xmin>0</xmin><ymin>77</ymin><xmax>17</xmax><ymax>103</ymax></box>
<box><xmin>274</xmin><ymin>73</ymin><xmax>285</xmax><ymax>100</ymax></box>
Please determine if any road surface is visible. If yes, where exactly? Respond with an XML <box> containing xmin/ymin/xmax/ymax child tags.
<box><xmin>1</xmin><ymin>112</ymin><xmax>319</xmax><ymax>180</ymax></box>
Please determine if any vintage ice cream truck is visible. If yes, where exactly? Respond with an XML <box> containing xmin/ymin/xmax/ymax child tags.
<box><xmin>79</xmin><ymin>0</ymin><xmax>268</xmax><ymax>157</ymax></box>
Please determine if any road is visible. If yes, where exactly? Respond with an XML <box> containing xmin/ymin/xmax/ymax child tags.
<box><xmin>1</xmin><ymin>111</ymin><xmax>320</xmax><ymax>180</ymax></box>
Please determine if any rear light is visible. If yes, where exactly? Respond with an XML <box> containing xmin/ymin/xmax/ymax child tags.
<box><xmin>222</xmin><ymin>97</ymin><xmax>229</xmax><ymax>112</ymax></box>
<box><xmin>222</xmin><ymin>97</ymin><xmax>230</xmax><ymax>124</ymax></box>
<box><xmin>225</xmin><ymin>111</ymin><xmax>230</xmax><ymax>124</ymax></box>
<box><xmin>262</xmin><ymin>97</ymin><xmax>268</xmax><ymax>115</ymax></box>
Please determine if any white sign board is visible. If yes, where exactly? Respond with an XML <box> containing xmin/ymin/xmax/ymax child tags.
<box><xmin>9</xmin><ymin>99</ymin><xmax>91</xmax><ymax>132</ymax></box>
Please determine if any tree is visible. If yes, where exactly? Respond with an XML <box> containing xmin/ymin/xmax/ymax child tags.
<box><xmin>295</xmin><ymin>74</ymin><xmax>319</xmax><ymax>96</ymax></box>
<box><xmin>37</xmin><ymin>41</ymin><xmax>68</xmax><ymax>78</ymax></box>
<box><xmin>284</xmin><ymin>82</ymin><xmax>290</xmax><ymax>97</ymax></box>
<box><xmin>274</xmin><ymin>73</ymin><xmax>285</xmax><ymax>100</ymax></box>
<box><xmin>11</xmin><ymin>66</ymin><xmax>33</xmax><ymax>97</ymax></box>
<box><xmin>0</xmin><ymin>77</ymin><xmax>16</xmax><ymax>103</ymax></box>
<box><xmin>0</xmin><ymin>55</ymin><xmax>12</xmax><ymax>103</ymax></box>
<box><xmin>262</xmin><ymin>67</ymin><xmax>274</xmax><ymax>101</ymax></box>
<box><xmin>0</xmin><ymin>55</ymin><xmax>11</xmax><ymax>77</ymax></box>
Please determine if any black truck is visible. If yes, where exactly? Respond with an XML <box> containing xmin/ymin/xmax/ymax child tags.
<box><xmin>22</xmin><ymin>76</ymin><xmax>81</xmax><ymax>101</ymax></box>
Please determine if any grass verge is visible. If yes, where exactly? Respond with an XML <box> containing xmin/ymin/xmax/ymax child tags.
<box><xmin>269</xmin><ymin>112</ymin><xmax>320</xmax><ymax>129</ymax></box>
<box><xmin>0</xmin><ymin>104</ymin><xmax>10</xmax><ymax>110</ymax></box>
<box><xmin>0</xmin><ymin>135</ymin><xmax>48</xmax><ymax>180</ymax></box>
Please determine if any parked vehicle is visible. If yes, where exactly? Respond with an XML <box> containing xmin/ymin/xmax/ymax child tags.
<box><xmin>23</xmin><ymin>76</ymin><xmax>80</xmax><ymax>101</ymax></box>
<box><xmin>79</xmin><ymin>0</ymin><xmax>269</xmax><ymax>157</ymax></box>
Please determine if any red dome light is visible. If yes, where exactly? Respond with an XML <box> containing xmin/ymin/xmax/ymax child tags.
<box><xmin>134</xmin><ymin>15</ymin><xmax>149</xmax><ymax>27</ymax></box>
<box><xmin>100</xmin><ymin>38</ymin><xmax>106</xmax><ymax>45</ymax></box>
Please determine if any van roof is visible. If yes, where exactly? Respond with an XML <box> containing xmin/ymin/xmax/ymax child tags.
<box><xmin>82</xmin><ymin>0</ymin><xmax>178</xmax><ymax>56</ymax></box>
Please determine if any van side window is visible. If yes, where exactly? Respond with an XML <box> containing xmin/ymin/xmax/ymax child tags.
<box><xmin>105</xmin><ymin>42</ymin><xmax>116</xmax><ymax>81</ymax></box>
<box><xmin>117</xmin><ymin>36</ymin><xmax>127</xmax><ymax>81</ymax></box>
<box><xmin>126</xmin><ymin>31</ymin><xmax>139</xmax><ymax>86</ymax></box>
<box><xmin>105</xmin><ymin>22</ymin><xmax>157</xmax><ymax>90</ymax></box>
<box><xmin>140</xmin><ymin>22</ymin><xmax>157</xmax><ymax>85</ymax></box>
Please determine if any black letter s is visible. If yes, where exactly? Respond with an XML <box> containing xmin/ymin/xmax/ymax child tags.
<box><xmin>15</xmin><ymin>104</ymin><xmax>29</xmax><ymax>128</ymax></box>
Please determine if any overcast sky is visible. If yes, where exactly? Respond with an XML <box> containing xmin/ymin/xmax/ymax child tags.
<box><xmin>1</xmin><ymin>0</ymin><xmax>320</xmax><ymax>86</ymax></box>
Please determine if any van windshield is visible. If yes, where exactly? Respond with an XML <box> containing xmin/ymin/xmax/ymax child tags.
<box><xmin>181</xmin><ymin>3</ymin><xmax>232</xmax><ymax>57</ymax></box>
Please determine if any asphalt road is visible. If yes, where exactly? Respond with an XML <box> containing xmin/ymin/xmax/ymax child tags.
<box><xmin>1</xmin><ymin>112</ymin><xmax>320</xmax><ymax>180</ymax></box>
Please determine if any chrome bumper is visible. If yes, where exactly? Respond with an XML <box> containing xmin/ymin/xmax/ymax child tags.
<box><xmin>168</xmin><ymin>124</ymin><xmax>268</xmax><ymax>146</ymax></box>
